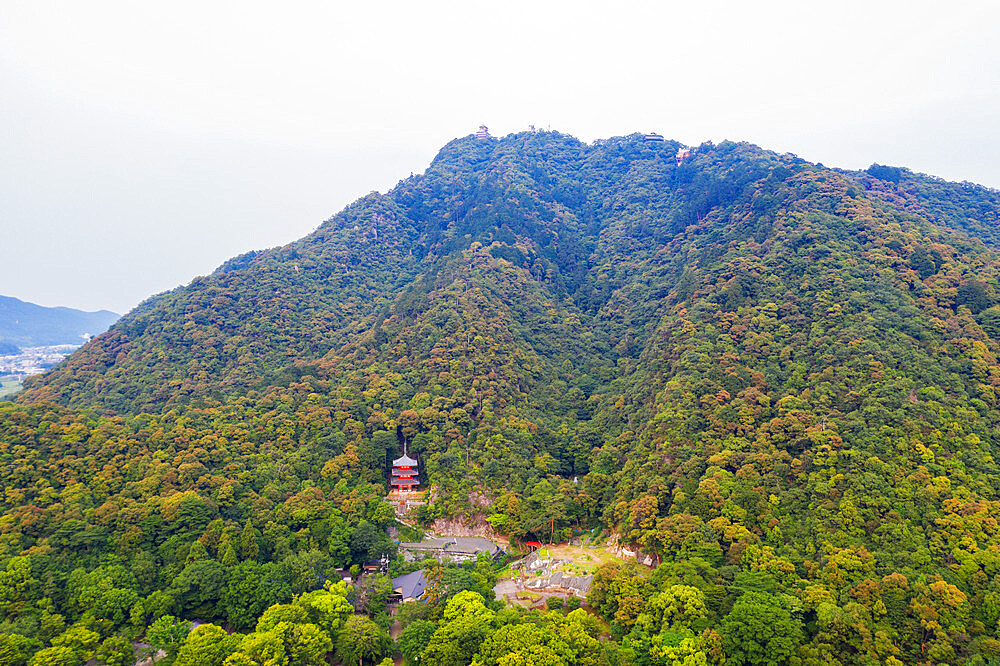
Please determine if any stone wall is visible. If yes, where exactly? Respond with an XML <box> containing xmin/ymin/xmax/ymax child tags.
<box><xmin>606</xmin><ymin>533</ymin><xmax>657</xmax><ymax>567</ymax></box>
<box><xmin>430</xmin><ymin>515</ymin><xmax>501</xmax><ymax>540</ymax></box>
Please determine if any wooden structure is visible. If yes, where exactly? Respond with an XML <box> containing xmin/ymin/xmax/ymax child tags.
<box><xmin>391</xmin><ymin>450</ymin><xmax>419</xmax><ymax>493</ymax></box>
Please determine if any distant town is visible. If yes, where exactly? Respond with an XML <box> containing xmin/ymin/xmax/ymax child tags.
<box><xmin>0</xmin><ymin>344</ymin><xmax>79</xmax><ymax>380</ymax></box>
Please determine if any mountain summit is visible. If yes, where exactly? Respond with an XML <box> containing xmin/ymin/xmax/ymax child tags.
<box><xmin>8</xmin><ymin>130</ymin><xmax>1000</xmax><ymax>662</ymax></box>
<box><xmin>21</xmin><ymin>131</ymin><xmax>1000</xmax><ymax>418</ymax></box>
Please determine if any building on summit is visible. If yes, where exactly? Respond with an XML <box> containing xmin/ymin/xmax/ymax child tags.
<box><xmin>476</xmin><ymin>125</ymin><xmax>490</xmax><ymax>139</ymax></box>
<box><xmin>643</xmin><ymin>132</ymin><xmax>664</xmax><ymax>142</ymax></box>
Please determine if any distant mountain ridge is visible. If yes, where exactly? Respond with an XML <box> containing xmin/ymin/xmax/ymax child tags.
<box><xmin>0</xmin><ymin>295</ymin><xmax>119</xmax><ymax>349</ymax></box>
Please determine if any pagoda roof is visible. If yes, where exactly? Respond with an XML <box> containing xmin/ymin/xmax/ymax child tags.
<box><xmin>393</xmin><ymin>454</ymin><xmax>418</xmax><ymax>466</ymax></box>
<box><xmin>390</xmin><ymin>478</ymin><xmax>419</xmax><ymax>486</ymax></box>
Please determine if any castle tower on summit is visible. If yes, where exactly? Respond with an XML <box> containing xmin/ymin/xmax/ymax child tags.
<box><xmin>475</xmin><ymin>125</ymin><xmax>490</xmax><ymax>139</ymax></box>
<box><xmin>391</xmin><ymin>446</ymin><xmax>419</xmax><ymax>493</ymax></box>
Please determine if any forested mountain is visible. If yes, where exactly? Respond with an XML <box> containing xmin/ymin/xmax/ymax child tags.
<box><xmin>0</xmin><ymin>295</ymin><xmax>118</xmax><ymax>349</ymax></box>
<box><xmin>6</xmin><ymin>131</ymin><xmax>1000</xmax><ymax>665</ymax></box>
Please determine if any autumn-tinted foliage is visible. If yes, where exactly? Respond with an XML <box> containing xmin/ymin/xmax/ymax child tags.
<box><xmin>6</xmin><ymin>130</ymin><xmax>1000</xmax><ymax>663</ymax></box>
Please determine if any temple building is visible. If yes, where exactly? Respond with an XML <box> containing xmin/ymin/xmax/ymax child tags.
<box><xmin>391</xmin><ymin>450</ymin><xmax>419</xmax><ymax>493</ymax></box>
<box><xmin>391</xmin><ymin>569</ymin><xmax>428</xmax><ymax>603</ymax></box>
<box><xmin>398</xmin><ymin>537</ymin><xmax>502</xmax><ymax>563</ymax></box>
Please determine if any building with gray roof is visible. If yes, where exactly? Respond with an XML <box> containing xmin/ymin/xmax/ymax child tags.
<box><xmin>399</xmin><ymin>536</ymin><xmax>502</xmax><ymax>563</ymax></box>
<box><xmin>391</xmin><ymin>569</ymin><xmax>428</xmax><ymax>603</ymax></box>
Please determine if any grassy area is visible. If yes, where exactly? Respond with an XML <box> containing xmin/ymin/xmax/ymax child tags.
<box><xmin>538</xmin><ymin>543</ymin><xmax>628</xmax><ymax>574</ymax></box>
<box><xmin>0</xmin><ymin>379</ymin><xmax>21</xmax><ymax>399</ymax></box>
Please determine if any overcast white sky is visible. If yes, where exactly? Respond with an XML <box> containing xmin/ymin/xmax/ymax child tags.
<box><xmin>2</xmin><ymin>0</ymin><xmax>999</xmax><ymax>313</ymax></box>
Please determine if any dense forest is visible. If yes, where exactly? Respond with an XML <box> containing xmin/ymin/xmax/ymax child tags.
<box><xmin>5</xmin><ymin>130</ymin><xmax>1000</xmax><ymax>664</ymax></box>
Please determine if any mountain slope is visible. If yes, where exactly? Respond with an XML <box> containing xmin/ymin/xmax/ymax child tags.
<box><xmin>15</xmin><ymin>134</ymin><xmax>777</xmax><ymax>410</ymax></box>
<box><xmin>7</xmin><ymin>130</ymin><xmax>1000</xmax><ymax>662</ymax></box>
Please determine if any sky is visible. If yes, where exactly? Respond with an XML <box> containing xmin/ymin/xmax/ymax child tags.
<box><xmin>2</xmin><ymin>0</ymin><xmax>999</xmax><ymax>314</ymax></box>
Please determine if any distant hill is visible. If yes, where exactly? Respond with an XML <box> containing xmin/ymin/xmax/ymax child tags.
<box><xmin>0</xmin><ymin>295</ymin><xmax>119</xmax><ymax>348</ymax></box>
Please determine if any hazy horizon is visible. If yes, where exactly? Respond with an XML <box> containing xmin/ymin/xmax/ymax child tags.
<box><xmin>3</xmin><ymin>1</ymin><xmax>998</xmax><ymax>314</ymax></box>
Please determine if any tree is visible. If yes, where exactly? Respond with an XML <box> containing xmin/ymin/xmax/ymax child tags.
<box><xmin>167</xmin><ymin>561</ymin><xmax>227</xmax><ymax>619</ymax></box>
<box><xmin>957</xmin><ymin>280</ymin><xmax>994</xmax><ymax>314</ymax></box>
<box><xmin>335</xmin><ymin>616</ymin><xmax>390</xmax><ymax>665</ymax></box>
<box><xmin>909</xmin><ymin>247</ymin><xmax>943</xmax><ymax>278</ymax></box>
<box><xmin>637</xmin><ymin>585</ymin><xmax>708</xmax><ymax>633</ymax></box>
<box><xmin>186</xmin><ymin>540</ymin><xmax>210</xmax><ymax>564</ymax></box>
<box><xmin>222</xmin><ymin>562</ymin><xmax>292</xmax><ymax>631</ymax></box>
<box><xmin>146</xmin><ymin>615</ymin><xmax>193</xmax><ymax>664</ymax></box>
<box><xmin>26</xmin><ymin>646</ymin><xmax>77</xmax><ymax>666</ymax></box>
<box><xmin>283</xmin><ymin>550</ymin><xmax>335</xmax><ymax>595</ymax></box>
<box><xmin>75</xmin><ymin>577</ymin><xmax>140</xmax><ymax>629</ymax></box>
<box><xmin>224</xmin><ymin>621</ymin><xmax>332</xmax><ymax>665</ymax></box>
<box><xmin>49</xmin><ymin>626</ymin><xmax>99</xmax><ymax>663</ymax></box>
<box><xmin>283</xmin><ymin>622</ymin><xmax>333</xmax><ymax>665</ymax></box>
<box><xmin>0</xmin><ymin>633</ymin><xmax>38</xmax><ymax>666</ymax></box>
<box><xmin>423</xmin><ymin>565</ymin><xmax>444</xmax><ymax>610</ymax></box>
<box><xmin>349</xmin><ymin>522</ymin><xmax>393</xmax><ymax>564</ymax></box>
<box><xmin>720</xmin><ymin>592</ymin><xmax>802</xmax><ymax>666</ymax></box>
<box><xmin>174</xmin><ymin>624</ymin><xmax>242</xmax><ymax>666</ymax></box>
<box><xmin>0</xmin><ymin>558</ymin><xmax>36</xmax><ymax>620</ymax></box>
<box><xmin>421</xmin><ymin>592</ymin><xmax>494</xmax><ymax>666</ymax></box>
<box><xmin>239</xmin><ymin>520</ymin><xmax>259</xmax><ymax>562</ymax></box>
<box><xmin>398</xmin><ymin>620</ymin><xmax>436</xmax><ymax>666</ymax></box>
<box><xmin>292</xmin><ymin>583</ymin><xmax>356</xmax><ymax>637</ymax></box>
<box><xmin>356</xmin><ymin>574</ymin><xmax>393</xmax><ymax>617</ymax></box>
<box><xmin>472</xmin><ymin>623</ymin><xmax>569</xmax><ymax>666</ymax></box>
<box><xmin>95</xmin><ymin>635</ymin><xmax>136</xmax><ymax>666</ymax></box>
<box><xmin>220</xmin><ymin>541</ymin><xmax>239</xmax><ymax>568</ymax></box>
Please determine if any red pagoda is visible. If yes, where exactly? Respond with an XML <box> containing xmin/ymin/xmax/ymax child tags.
<box><xmin>391</xmin><ymin>449</ymin><xmax>419</xmax><ymax>493</ymax></box>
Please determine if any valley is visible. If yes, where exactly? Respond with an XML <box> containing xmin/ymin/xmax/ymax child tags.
<box><xmin>0</xmin><ymin>344</ymin><xmax>79</xmax><ymax>379</ymax></box>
